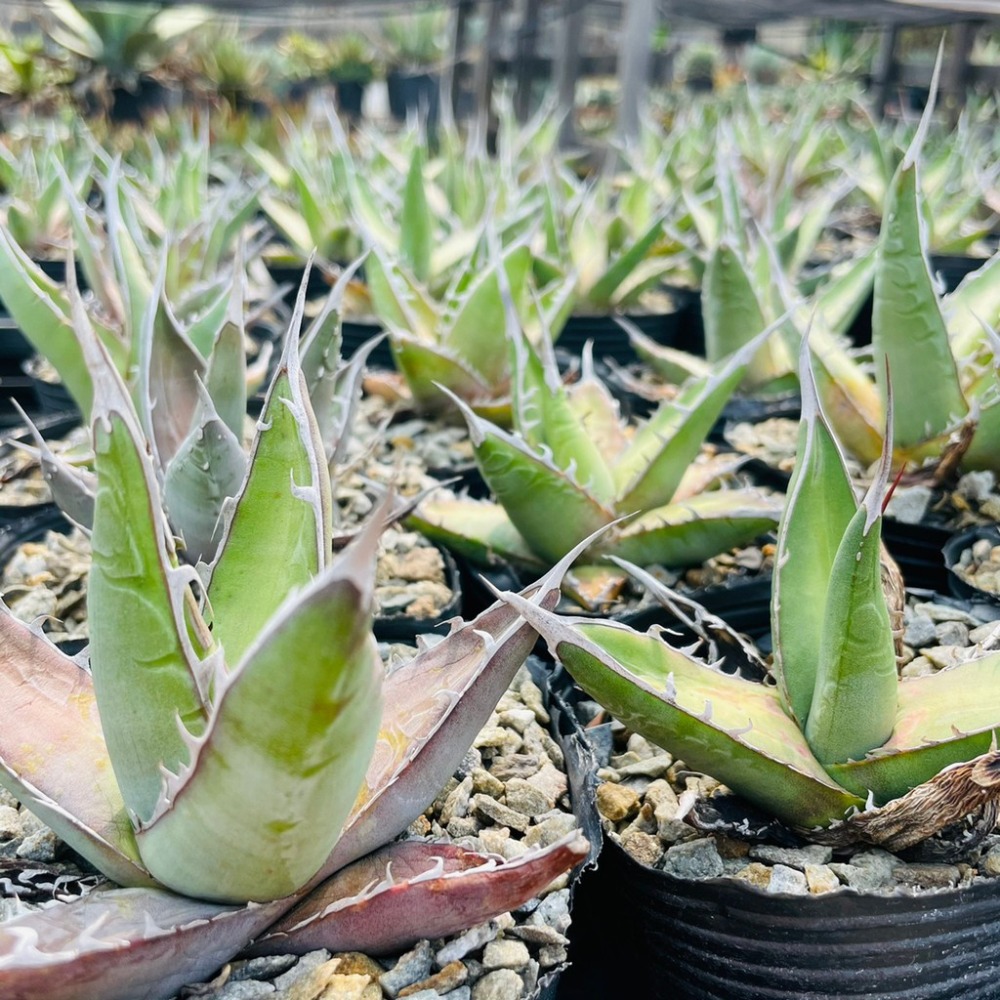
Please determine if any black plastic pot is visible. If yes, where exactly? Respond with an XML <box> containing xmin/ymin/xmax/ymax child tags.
<box><xmin>342</xmin><ymin>318</ymin><xmax>393</xmax><ymax>368</ymax></box>
<box><xmin>944</xmin><ymin>523</ymin><xmax>1000</xmax><ymax>610</ymax></box>
<box><xmin>335</xmin><ymin>80</ymin><xmax>366</xmax><ymax>118</ymax></box>
<box><xmin>561</xmin><ymin>833</ymin><xmax>1000</xmax><ymax>1000</ymax></box>
<box><xmin>386</xmin><ymin>71</ymin><xmax>440</xmax><ymax>126</ymax></box>
<box><xmin>882</xmin><ymin>515</ymin><xmax>954</xmax><ymax>595</ymax></box>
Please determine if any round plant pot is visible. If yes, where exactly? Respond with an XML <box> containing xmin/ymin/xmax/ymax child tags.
<box><xmin>387</xmin><ymin>71</ymin><xmax>441</xmax><ymax>126</ymax></box>
<box><xmin>944</xmin><ymin>523</ymin><xmax>1000</xmax><ymax>610</ymax></box>
<box><xmin>561</xmin><ymin>834</ymin><xmax>1000</xmax><ymax>1000</ymax></box>
<box><xmin>882</xmin><ymin>515</ymin><xmax>954</xmax><ymax>595</ymax></box>
<box><xmin>335</xmin><ymin>80</ymin><xmax>366</xmax><ymax>118</ymax></box>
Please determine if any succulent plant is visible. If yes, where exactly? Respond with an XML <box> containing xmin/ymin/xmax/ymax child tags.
<box><xmin>800</xmin><ymin>82</ymin><xmax>1000</xmax><ymax>476</ymax></box>
<box><xmin>500</xmin><ymin>346</ymin><xmax>1000</xmax><ymax>853</ymax></box>
<box><xmin>410</xmin><ymin>311</ymin><xmax>781</xmax><ymax>607</ymax></box>
<box><xmin>44</xmin><ymin>0</ymin><xmax>208</xmax><ymax>90</ymax></box>
<box><xmin>0</xmin><ymin>280</ymin><xmax>588</xmax><ymax>1000</ymax></box>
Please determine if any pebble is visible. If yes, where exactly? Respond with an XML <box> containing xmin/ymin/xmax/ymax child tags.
<box><xmin>481</xmin><ymin>939</ymin><xmax>530</xmax><ymax>971</ymax></box>
<box><xmin>903</xmin><ymin>613</ymin><xmax>937</xmax><ymax>649</ymax></box>
<box><xmin>934</xmin><ymin>621</ymin><xmax>969</xmax><ymax>646</ymax></box>
<box><xmin>765</xmin><ymin>864</ymin><xmax>809</xmax><ymax>894</ymax></box>
<box><xmin>749</xmin><ymin>844</ymin><xmax>833</xmax><ymax>869</ymax></box>
<box><xmin>661</xmin><ymin>838</ymin><xmax>725</xmax><ymax>880</ymax></box>
<box><xmin>596</xmin><ymin>782</ymin><xmax>640</xmax><ymax>822</ymax></box>
<box><xmin>471</xmin><ymin>970</ymin><xmax>525</xmax><ymax>1000</ymax></box>
<box><xmin>804</xmin><ymin>864</ymin><xmax>841</xmax><ymax>895</ymax></box>
<box><xmin>436</xmin><ymin>915</ymin><xmax>515</xmax><ymax>966</ymax></box>
<box><xmin>398</xmin><ymin>961</ymin><xmax>468</xmax><ymax>997</ymax></box>
<box><xmin>471</xmin><ymin>794</ymin><xmax>531</xmax><ymax>833</ymax></box>
<box><xmin>380</xmin><ymin>941</ymin><xmax>435</xmax><ymax>997</ymax></box>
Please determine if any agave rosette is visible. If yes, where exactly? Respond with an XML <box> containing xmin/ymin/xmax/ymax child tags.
<box><xmin>500</xmin><ymin>346</ymin><xmax>1000</xmax><ymax>849</ymax></box>
<box><xmin>0</xmin><ymin>279</ymin><xmax>588</xmax><ymax>999</ymax></box>
<box><xmin>410</xmin><ymin>308</ymin><xmax>781</xmax><ymax>608</ymax></box>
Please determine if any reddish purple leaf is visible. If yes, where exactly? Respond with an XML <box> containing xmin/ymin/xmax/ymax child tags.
<box><xmin>0</xmin><ymin>886</ymin><xmax>285</xmax><ymax>1000</ymax></box>
<box><xmin>250</xmin><ymin>832</ymin><xmax>589</xmax><ymax>957</ymax></box>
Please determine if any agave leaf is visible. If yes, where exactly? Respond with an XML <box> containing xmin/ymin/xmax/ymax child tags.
<box><xmin>207</xmin><ymin>304</ymin><xmax>332</xmax><ymax>668</ymax></box>
<box><xmin>565</xmin><ymin>346</ymin><xmax>631</xmax><ymax>462</ymax></box>
<box><xmin>501</xmin><ymin>598</ymin><xmax>862</xmax><ymax>829</ymax></box>
<box><xmin>0</xmin><ymin>886</ymin><xmax>283</xmax><ymax>1000</ymax></box>
<box><xmin>0</xmin><ymin>234</ymin><xmax>101</xmax><ymax>419</ymax></box>
<box><xmin>804</xmin><ymin>423</ymin><xmax>898</xmax><ymax>767</ymax></box>
<box><xmin>454</xmin><ymin>392</ymin><xmax>614</xmax><ymax>563</ymax></box>
<box><xmin>393</xmin><ymin>335</ymin><xmax>495</xmax><ymax>413</ymax></box>
<box><xmin>365</xmin><ymin>252</ymin><xmax>437</xmax><ymax>342</ymax></box>
<box><xmin>810</xmin><ymin>249</ymin><xmax>876</xmax><ymax>338</ymax></box>
<box><xmin>136</xmin><ymin>514</ymin><xmax>383</xmax><ymax>903</ymax></box>
<box><xmin>622</xmin><ymin>319</ymin><xmax>712</xmax><ymax>383</ymax></box>
<box><xmin>407</xmin><ymin>497</ymin><xmax>545</xmax><ymax>571</ymax></box>
<box><xmin>613</xmin><ymin>330</ymin><xmax>764</xmax><ymax>512</ymax></box>
<box><xmin>600</xmin><ymin>490</ymin><xmax>781</xmax><ymax>567</ymax></box>
<box><xmin>588</xmin><ymin>212</ymin><xmax>666</xmax><ymax>309</ymax></box>
<box><xmin>771</xmin><ymin>344</ymin><xmax>858</xmax><ymax>725</ymax></box>
<box><xmin>0</xmin><ymin>608</ymin><xmax>148</xmax><ymax>886</ymax></box>
<box><xmin>81</xmin><ymin>284</ymin><xmax>213</xmax><ymax>826</ymax></box>
<box><xmin>702</xmin><ymin>241</ymin><xmax>777</xmax><ymax>385</ymax></box>
<box><xmin>944</xmin><ymin>250</ymin><xmax>1000</xmax><ymax>362</ymax></box>
<box><xmin>202</xmin><ymin>273</ymin><xmax>246</xmax><ymax>442</ymax></box>
<box><xmin>14</xmin><ymin>406</ymin><xmax>96</xmax><ymax>528</ymax></box>
<box><xmin>163</xmin><ymin>383</ymin><xmax>247</xmax><ymax>566</ymax></box>
<box><xmin>183</xmin><ymin>280</ymin><xmax>231</xmax><ymax>361</ymax></box>
<box><xmin>807</xmin><ymin>328</ymin><xmax>884</xmax><ymax>465</ymax></box>
<box><xmin>136</xmin><ymin>258</ymin><xmax>206</xmax><ymax>469</ymax></box>
<box><xmin>253</xmin><ymin>833</ymin><xmax>588</xmax><ymax>958</ymax></box>
<box><xmin>400</xmin><ymin>145</ymin><xmax>432</xmax><ymax>283</ymax></box>
<box><xmin>827</xmin><ymin>651</ymin><xmax>1000</xmax><ymax>802</ymax></box>
<box><xmin>446</xmin><ymin>243</ymin><xmax>533</xmax><ymax>390</ymax></box>
<box><xmin>872</xmin><ymin>159</ymin><xmax>967</xmax><ymax>456</ymax></box>
<box><xmin>324</xmin><ymin>542</ymin><xmax>583</xmax><ymax>874</ymax></box>
<box><xmin>510</xmin><ymin>324</ymin><xmax>616</xmax><ymax>504</ymax></box>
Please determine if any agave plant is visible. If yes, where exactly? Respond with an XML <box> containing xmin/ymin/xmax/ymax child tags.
<box><xmin>0</xmin><ymin>279</ymin><xmax>588</xmax><ymax>1000</ymax></box>
<box><xmin>44</xmin><ymin>0</ymin><xmax>208</xmax><ymax>90</ymax></box>
<box><xmin>501</xmin><ymin>347</ymin><xmax>1000</xmax><ymax>853</ymax></box>
<box><xmin>410</xmin><ymin>312</ymin><xmax>782</xmax><ymax>607</ymax></box>
<box><xmin>800</xmin><ymin>77</ymin><xmax>1000</xmax><ymax>477</ymax></box>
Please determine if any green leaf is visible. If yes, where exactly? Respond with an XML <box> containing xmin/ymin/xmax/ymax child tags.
<box><xmin>87</xmin><ymin>359</ymin><xmax>212</xmax><ymax>825</ymax></box>
<box><xmin>207</xmin><ymin>351</ymin><xmax>332</xmax><ymax>667</ymax></box>
<box><xmin>804</xmin><ymin>500</ymin><xmax>898</xmax><ymax>767</ymax></box>
<box><xmin>136</xmin><ymin>519</ymin><xmax>383</xmax><ymax>903</ymax></box>
<box><xmin>771</xmin><ymin>349</ymin><xmax>858</xmax><ymax>725</ymax></box>
<box><xmin>503</xmin><ymin>601</ymin><xmax>862</xmax><ymax>830</ymax></box>
<box><xmin>828</xmin><ymin>651</ymin><xmax>1000</xmax><ymax>802</ymax></box>
<box><xmin>407</xmin><ymin>497</ymin><xmax>544</xmax><ymax>571</ymax></box>
<box><xmin>613</xmin><ymin>332</ymin><xmax>757</xmax><ymax>512</ymax></box>
<box><xmin>872</xmin><ymin>161</ymin><xmax>967</xmax><ymax>455</ymax></box>
<box><xmin>400</xmin><ymin>145</ymin><xmax>432</xmax><ymax>283</ymax></box>
<box><xmin>600</xmin><ymin>490</ymin><xmax>781</xmax><ymax>568</ymax></box>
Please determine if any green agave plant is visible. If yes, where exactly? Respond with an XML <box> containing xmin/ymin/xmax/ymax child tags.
<box><xmin>0</xmin><ymin>279</ymin><xmax>588</xmax><ymax>1000</ymax></box>
<box><xmin>500</xmin><ymin>345</ymin><xmax>1000</xmax><ymax>850</ymax></box>
<box><xmin>410</xmin><ymin>308</ymin><xmax>782</xmax><ymax>606</ymax></box>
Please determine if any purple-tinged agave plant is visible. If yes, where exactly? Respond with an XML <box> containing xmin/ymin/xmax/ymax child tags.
<box><xmin>0</xmin><ymin>278</ymin><xmax>588</xmax><ymax>1000</ymax></box>
<box><xmin>499</xmin><ymin>344</ymin><xmax>1000</xmax><ymax>853</ymax></box>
